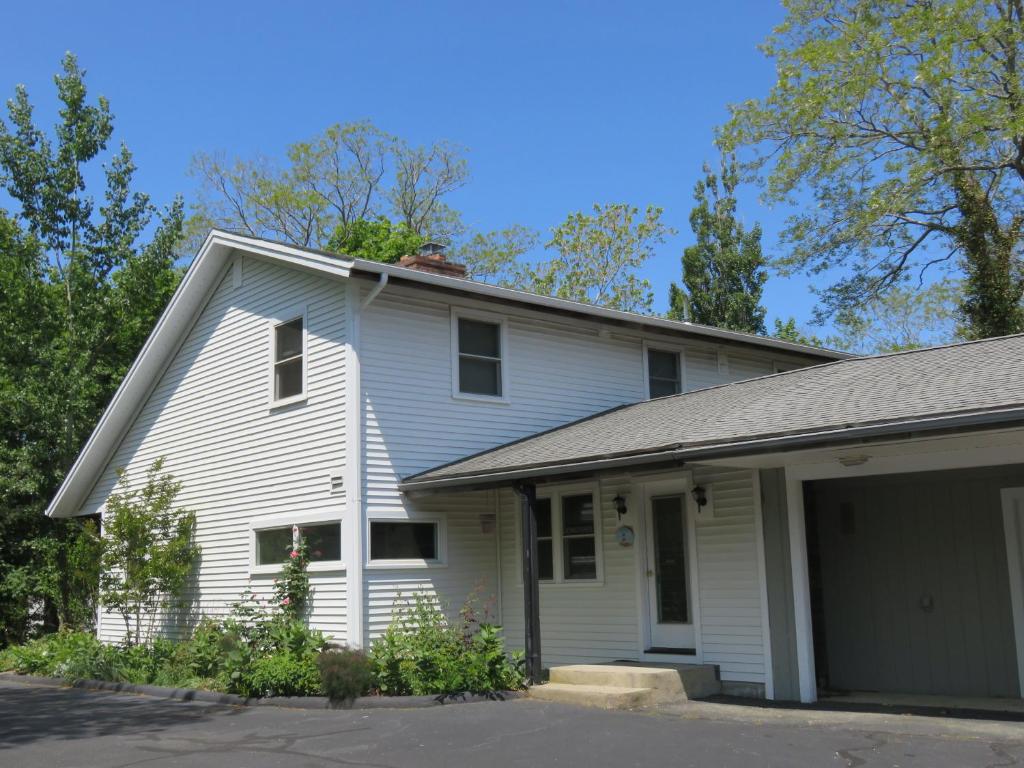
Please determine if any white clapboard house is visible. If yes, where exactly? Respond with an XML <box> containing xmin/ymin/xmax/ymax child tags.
<box><xmin>48</xmin><ymin>231</ymin><xmax>1024</xmax><ymax>704</ymax></box>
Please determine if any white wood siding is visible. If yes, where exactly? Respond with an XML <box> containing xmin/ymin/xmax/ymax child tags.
<box><xmin>364</xmin><ymin>491</ymin><xmax>500</xmax><ymax>638</ymax></box>
<box><xmin>492</xmin><ymin>466</ymin><xmax>767</xmax><ymax>683</ymax></box>
<box><xmin>85</xmin><ymin>257</ymin><xmax>350</xmax><ymax>644</ymax></box>
<box><xmin>691</xmin><ymin>466</ymin><xmax>767</xmax><ymax>684</ymax></box>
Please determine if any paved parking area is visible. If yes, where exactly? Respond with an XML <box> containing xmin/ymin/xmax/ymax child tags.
<box><xmin>2</xmin><ymin>678</ymin><xmax>1023</xmax><ymax>767</ymax></box>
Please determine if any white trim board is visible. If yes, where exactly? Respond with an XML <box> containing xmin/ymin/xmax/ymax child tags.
<box><xmin>1001</xmin><ymin>487</ymin><xmax>1024</xmax><ymax>699</ymax></box>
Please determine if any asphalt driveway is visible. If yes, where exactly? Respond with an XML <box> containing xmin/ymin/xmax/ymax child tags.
<box><xmin>2</xmin><ymin>679</ymin><xmax>1023</xmax><ymax>767</ymax></box>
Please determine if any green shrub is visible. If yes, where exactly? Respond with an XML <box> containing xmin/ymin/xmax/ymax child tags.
<box><xmin>318</xmin><ymin>648</ymin><xmax>374</xmax><ymax>702</ymax></box>
<box><xmin>370</xmin><ymin>592</ymin><xmax>525</xmax><ymax>696</ymax></box>
<box><xmin>8</xmin><ymin>631</ymin><xmax>108</xmax><ymax>679</ymax></box>
<box><xmin>239</xmin><ymin>651</ymin><xmax>322</xmax><ymax>698</ymax></box>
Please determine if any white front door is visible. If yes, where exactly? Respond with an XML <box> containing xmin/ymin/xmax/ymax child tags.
<box><xmin>644</xmin><ymin>491</ymin><xmax>696</xmax><ymax>650</ymax></box>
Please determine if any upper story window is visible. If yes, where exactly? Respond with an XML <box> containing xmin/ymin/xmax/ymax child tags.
<box><xmin>453</xmin><ymin>312</ymin><xmax>507</xmax><ymax>400</ymax></box>
<box><xmin>273</xmin><ymin>317</ymin><xmax>305</xmax><ymax>402</ymax></box>
<box><xmin>647</xmin><ymin>348</ymin><xmax>681</xmax><ymax>398</ymax></box>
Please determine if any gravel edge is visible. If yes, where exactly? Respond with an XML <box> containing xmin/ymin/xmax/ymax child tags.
<box><xmin>0</xmin><ymin>672</ymin><xmax>525</xmax><ymax>709</ymax></box>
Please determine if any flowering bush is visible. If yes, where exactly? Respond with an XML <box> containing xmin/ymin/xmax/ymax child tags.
<box><xmin>273</xmin><ymin>533</ymin><xmax>311</xmax><ymax>619</ymax></box>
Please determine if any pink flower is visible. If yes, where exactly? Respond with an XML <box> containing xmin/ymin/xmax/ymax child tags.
<box><xmin>290</xmin><ymin>550</ymin><xmax>299</xmax><ymax>559</ymax></box>
<box><xmin>282</xmin><ymin>597</ymin><xmax>291</xmax><ymax>605</ymax></box>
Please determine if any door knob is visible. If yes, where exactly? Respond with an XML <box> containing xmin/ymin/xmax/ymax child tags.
<box><xmin>920</xmin><ymin>594</ymin><xmax>934</xmax><ymax>613</ymax></box>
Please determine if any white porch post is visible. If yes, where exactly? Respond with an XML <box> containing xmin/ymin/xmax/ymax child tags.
<box><xmin>785</xmin><ymin>468</ymin><xmax>817</xmax><ymax>703</ymax></box>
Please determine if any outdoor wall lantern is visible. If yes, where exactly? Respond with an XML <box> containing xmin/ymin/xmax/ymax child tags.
<box><xmin>613</xmin><ymin>493</ymin><xmax>628</xmax><ymax>520</ymax></box>
<box><xmin>691</xmin><ymin>486</ymin><xmax>708</xmax><ymax>508</ymax></box>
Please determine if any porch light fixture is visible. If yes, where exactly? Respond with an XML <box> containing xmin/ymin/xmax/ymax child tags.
<box><xmin>837</xmin><ymin>454</ymin><xmax>870</xmax><ymax>467</ymax></box>
<box><xmin>691</xmin><ymin>486</ymin><xmax>708</xmax><ymax>508</ymax></box>
<box><xmin>613</xmin><ymin>494</ymin><xmax>628</xmax><ymax>520</ymax></box>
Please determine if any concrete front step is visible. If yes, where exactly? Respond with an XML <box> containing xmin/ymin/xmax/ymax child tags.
<box><xmin>527</xmin><ymin>682</ymin><xmax>655</xmax><ymax>710</ymax></box>
<box><xmin>549</xmin><ymin>663</ymin><xmax>720</xmax><ymax>702</ymax></box>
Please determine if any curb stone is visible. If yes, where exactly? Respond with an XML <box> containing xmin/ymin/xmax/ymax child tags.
<box><xmin>0</xmin><ymin>672</ymin><xmax>525</xmax><ymax>709</ymax></box>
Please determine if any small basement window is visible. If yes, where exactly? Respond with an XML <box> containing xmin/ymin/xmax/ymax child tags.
<box><xmin>370</xmin><ymin>521</ymin><xmax>439</xmax><ymax>562</ymax></box>
<box><xmin>273</xmin><ymin>317</ymin><xmax>304</xmax><ymax>401</ymax></box>
<box><xmin>647</xmin><ymin>348</ymin><xmax>681</xmax><ymax>398</ymax></box>
<box><xmin>255</xmin><ymin>521</ymin><xmax>341</xmax><ymax>566</ymax></box>
<box><xmin>456</xmin><ymin>316</ymin><xmax>504</xmax><ymax>398</ymax></box>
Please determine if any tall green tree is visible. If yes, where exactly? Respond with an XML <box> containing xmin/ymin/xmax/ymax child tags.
<box><xmin>720</xmin><ymin>0</ymin><xmax>1024</xmax><ymax>339</ymax></box>
<box><xmin>517</xmin><ymin>204</ymin><xmax>671</xmax><ymax>313</ymax></box>
<box><xmin>0</xmin><ymin>54</ymin><xmax>184</xmax><ymax>643</ymax></box>
<box><xmin>669</xmin><ymin>157</ymin><xmax>768</xmax><ymax>333</ymax></box>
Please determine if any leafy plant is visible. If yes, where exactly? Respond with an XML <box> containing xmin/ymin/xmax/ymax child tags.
<box><xmin>99</xmin><ymin>458</ymin><xmax>201</xmax><ymax>645</ymax></box>
<box><xmin>273</xmin><ymin>535</ymin><xmax>311</xmax><ymax>619</ymax></box>
<box><xmin>370</xmin><ymin>591</ymin><xmax>524</xmax><ymax>696</ymax></box>
<box><xmin>318</xmin><ymin>648</ymin><xmax>374</xmax><ymax>703</ymax></box>
<box><xmin>241</xmin><ymin>651</ymin><xmax>322</xmax><ymax>698</ymax></box>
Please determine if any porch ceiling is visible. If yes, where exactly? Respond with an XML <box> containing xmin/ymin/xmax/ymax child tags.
<box><xmin>400</xmin><ymin>335</ymin><xmax>1024</xmax><ymax>491</ymax></box>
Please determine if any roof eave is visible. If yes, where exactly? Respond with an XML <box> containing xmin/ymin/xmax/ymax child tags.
<box><xmin>398</xmin><ymin>406</ymin><xmax>1024</xmax><ymax>492</ymax></box>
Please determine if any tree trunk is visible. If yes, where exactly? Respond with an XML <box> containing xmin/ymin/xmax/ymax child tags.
<box><xmin>953</xmin><ymin>173</ymin><xmax>1024</xmax><ymax>339</ymax></box>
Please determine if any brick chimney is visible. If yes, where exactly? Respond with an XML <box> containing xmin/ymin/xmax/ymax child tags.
<box><xmin>397</xmin><ymin>242</ymin><xmax>467</xmax><ymax>278</ymax></box>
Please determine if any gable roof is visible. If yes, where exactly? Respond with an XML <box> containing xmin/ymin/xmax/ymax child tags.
<box><xmin>45</xmin><ymin>229</ymin><xmax>846</xmax><ymax>518</ymax></box>
<box><xmin>400</xmin><ymin>335</ymin><xmax>1024</xmax><ymax>491</ymax></box>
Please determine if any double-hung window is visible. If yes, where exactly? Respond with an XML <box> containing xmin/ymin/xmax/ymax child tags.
<box><xmin>273</xmin><ymin>316</ymin><xmax>305</xmax><ymax>402</ymax></box>
<box><xmin>647</xmin><ymin>347</ymin><xmax>681</xmax><ymax>398</ymax></box>
<box><xmin>453</xmin><ymin>313</ymin><xmax>506</xmax><ymax>399</ymax></box>
<box><xmin>530</xmin><ymin>488</ymin><xmax>600</xmax><ymax>583</ymax></box>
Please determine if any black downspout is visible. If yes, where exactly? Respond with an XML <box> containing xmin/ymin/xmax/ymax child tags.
<box><xmin>515</xmin><ymin>481</ymin><xmax>542</xmax><ymax>684</ymax></box>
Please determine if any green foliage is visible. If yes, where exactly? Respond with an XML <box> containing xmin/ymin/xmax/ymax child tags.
<box><xmin>772</xmin><ymin>318</ymin><xmax>828</xmax><ymax>349</ymax></box>
<box><xmin>190</xmin><ymin>120</ymin><xmax>468</xmax><ymax>248</ymax></box>
<box><xmin>370</xmin><ymin>592</ymin><xmax>525</xmax><ymax>696</ymax></box>
<box><xmin>273</xmin><ymin>537</ymin><xmax>311</xmax><ymax>619</ymax></box>
<box><xmin>0</xmin><ymin>54</ymin><xmax>183</xmax><ymax>644</ymax></box>
<box><xmin>318</xmin><ymin>648</ymin><xmax>374</xmax><ymax>702</ymax></box>
<box><xmin>720</xmin><ymin>0</ymin><xmax>1024</xmax><ymax>337</ymax></box>
<box><xmin>242</xmin><ymin>651</ymin><xmax>322</xmax><ymax>698</ymax></box>
<box><xmin>327</xmin><ymin>217</ymin><xmax>424</xmax><ymax>263</ymax></box>
<box><xmin>452</xmin><ymin>225</ymin><xmax>539</xmax><ymax>283</ymax></box>
<box><xmin>670</xmin><ymin>156</ymin><xmax>767</xmax><ymax>334</ymax></box>
<box><xmin>516</xmin><ymin>204</ymin><xmax>672</xmax><ymax>313</ymax></box>
<box><xmin>99</xmin><ymin>459</ymin><xmax>200</xmax><ymax>645</ymax></box>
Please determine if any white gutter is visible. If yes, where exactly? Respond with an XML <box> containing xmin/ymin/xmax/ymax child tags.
<box><xmin>343</xmin><ymin>272</ymin><xmax>388</xmax><ymax>649</ymax></box>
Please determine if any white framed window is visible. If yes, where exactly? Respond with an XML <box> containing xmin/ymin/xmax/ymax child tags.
<box><xmin>270</xmin><ymin>309</ymin><xmax>307</xmax><ymax>406</ymax></box>
<box><xmin>367</xmin><ymin>518</ymin><xmax>447</xmax><ymax>568</ymax></box>
<box><xmin>642</xmin><ymin>341</ymin><xmax>685</xmax><ymax>399</ymax></box>
<box><xmin>522</xmin><ymin>484</ymin><xmax>602</xmax><ymax>584</ymax></box>
<box><xmin>451</xmin><ymin>309</ymin><xmax>509</xmax><ymax>401</ymax></box>
<box><xmin>249</xmin><ymin>513</ymin><xmax>343</xmax><ymax>574</ymax></box>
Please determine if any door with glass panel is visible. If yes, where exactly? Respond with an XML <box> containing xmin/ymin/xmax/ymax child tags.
<box><xmin>645</xmin><ymin>493</ymin><xmax>696</xmax><ymax>650</ymax></box>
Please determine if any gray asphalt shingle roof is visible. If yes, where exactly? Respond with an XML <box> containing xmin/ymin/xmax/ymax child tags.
<box><xmin>401</xmin><ymin>334</ymin><xmax>1024</xmax><ymax>490</ymax></box>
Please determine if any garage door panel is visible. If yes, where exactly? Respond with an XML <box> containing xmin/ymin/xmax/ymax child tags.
<box><xmin>810</xmin><ymin>470</ymin><xmax>1020</xmax><ymax>698</ymax></box>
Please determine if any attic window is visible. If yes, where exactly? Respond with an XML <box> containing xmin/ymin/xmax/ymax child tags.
<box><xmin>273</xmin><ymin>317</ymin><xmax>305</xmax><ymax>401</ymax></box>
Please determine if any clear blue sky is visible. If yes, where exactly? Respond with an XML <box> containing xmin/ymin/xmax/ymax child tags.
<box><xmin>1</xmin><ymin>1</ymin><xmax>828</xmax><ymax>329</ymax></box>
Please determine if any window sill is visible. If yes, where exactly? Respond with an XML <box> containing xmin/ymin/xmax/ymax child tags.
<box><xmin>269</xmin><ymin>393</ymin><xmax>308</xmax><ymax>411</ymax></box>
<box><xmin>365</xmin><ymin>560</ymin><xmax>447</xmax><ymax>570</ymax></box>
<box><xmin>250</xmin><ymin>561</ymin><xmax>346</xmax><ymax>576</ymax></box>
<box><xmin>451</xmin><ymin>391</ymin><xmax>510</xmax><ymax>405</ymax></box>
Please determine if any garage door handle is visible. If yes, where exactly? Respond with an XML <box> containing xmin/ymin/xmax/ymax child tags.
<box><xmin>920</xmin><ymin>594</ymin><xmax>934</xmax><ymax>613</ymax></box>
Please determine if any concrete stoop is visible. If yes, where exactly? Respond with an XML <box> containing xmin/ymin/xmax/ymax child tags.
<box><xmin>528</xmin><ymin>663</ymin><xmax>720</xmax><ymax>710</ymax></box>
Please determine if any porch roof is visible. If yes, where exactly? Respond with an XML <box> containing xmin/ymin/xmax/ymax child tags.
<box><xmin>400</xmin><ymin>334</ymin><xmax>1024</xmax><ymax>491</ymax></box>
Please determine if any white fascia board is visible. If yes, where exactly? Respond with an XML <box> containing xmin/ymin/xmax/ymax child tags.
<box><xmin>45</xmin><ymin>232</ymin><xmax>352</xmax><ymax>518</ymax></box>
<box><xmin>342</xmin><ymin>257</ymin><xmax>850</xmax><ymax>361</ymax></box>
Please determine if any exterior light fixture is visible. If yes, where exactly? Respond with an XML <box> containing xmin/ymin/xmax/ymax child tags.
<box><xmin>613</xmin><ymin>494</ymin><xmax>628</xmax><ymax>520</ymax></box>
<box><xmin>837</xmin><ymin>455</ymin><xmax>870</xmax><ymax>467</ymax></box>
<box><xmin>691</xmin><ymin>486</ymin><xmax>708</xmax><ymax>508</ymax></box>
